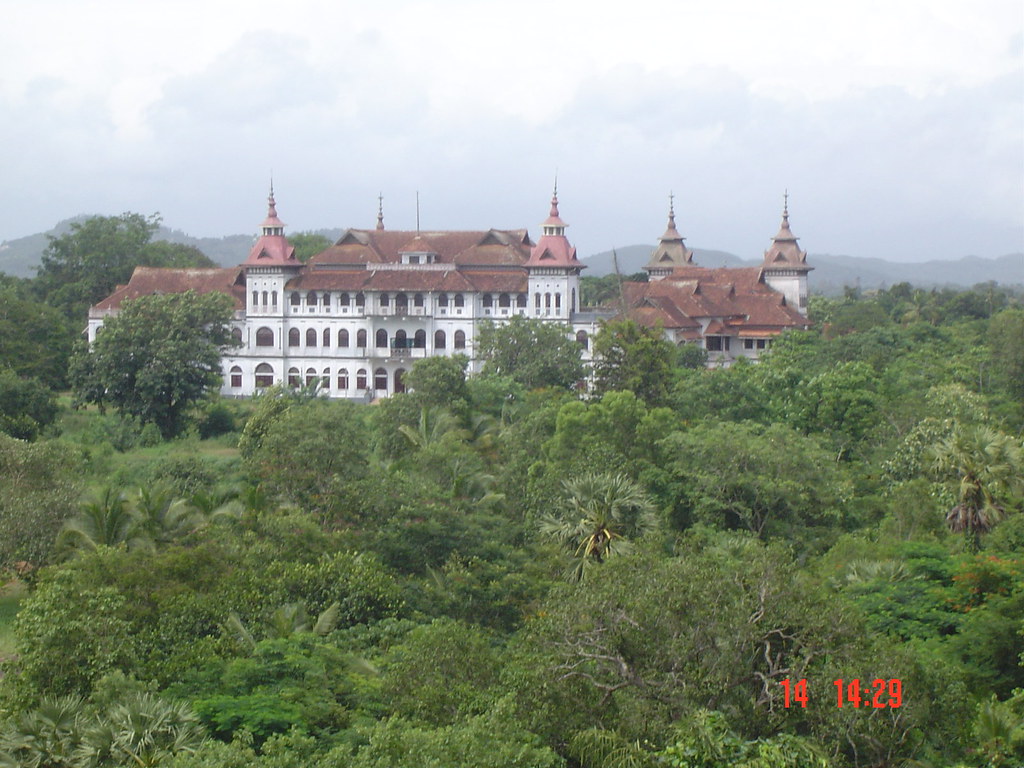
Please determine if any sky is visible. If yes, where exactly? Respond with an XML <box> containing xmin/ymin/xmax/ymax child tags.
<box><xmin>1</xmin><ymin>0</ymin><xmax>1022</xmax><ymax>263</ymax></box>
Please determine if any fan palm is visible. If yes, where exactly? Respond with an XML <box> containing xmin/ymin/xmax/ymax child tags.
<box><xmin>539</xmin><ymin>472</ymin><xmax>657</xmax><ymax>582</ymax></box>
<box><xmin>75</xmin><ymin>692</ymin><xmax>205</xmax><ymax>767</ymax></box>
<box><xmin>931</xmin><ymin>425</ymin><xmax>1023</xmax><ymax>550</ymax></box>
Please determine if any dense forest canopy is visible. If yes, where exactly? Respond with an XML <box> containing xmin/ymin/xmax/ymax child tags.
<box><xmin>0</xmin><ymin>218</ymin><xmax>1023</xmax><ymax>767</ymax></box>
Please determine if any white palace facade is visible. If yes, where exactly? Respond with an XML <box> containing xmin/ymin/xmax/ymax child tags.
<box><xmin>88</xmin><ymin>188</ymin><xmax>812</xmax><ymax>399</ymax></box>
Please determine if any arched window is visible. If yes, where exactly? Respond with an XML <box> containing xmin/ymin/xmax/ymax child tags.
<box><xmin>545</xmin><ymin>293</ymin><xmax>551</xmax><ymax>310</ymax></box>
<box><xmin>355</xmin><ymin>292</ymin><xmax>365</xmax><ymax>308</ymax></box>
<box><xmin>261</xmin><ymin>291</ymin><xmax>268</xmax><ymax>306</ymax></box>
<box><xmin>339</xmin><ymin>292</ymin><xmax>350</xmax><ymax>307</ymax></box>
<box><xmin>576</xmin><ymin>330</ymin><xmax>589</xmax><ymax>349</ymax></box>
<box><xmin>498</xmin><ymin>293</ymin><xmax>510</xmax><ymax>308</ymax></box>
<box><xmin>434</xmin><ymin>329</ymin><xmax>446</xmax><ymax>349</ymax></box>
<box><xmin>251</xmin><ymin>290</ymin><xmax>258</xmax><ymax>307</ymax></box>
<box><xmin>357</xmin><ymin>329</ymin><xmax>367</xmax><ymax>347</ymax></box>
<box><xmin>290</xmin><ymin>292</ymin><xmax>301</xmax><ymax>306</ymax></box>
<box><xmin>337</xmin><ymin>369</ymin><xmax>349</xmax><ymax>389</ymax></box>
<box><xmin>374</xmin><ymin>367</ymin><xmax>388</xmax><ymax>390</ymax></box>
<box><xmin>534</xmin><ymin>292</ymin><xmax>541</xmax><ymax>309</ymax></box>
<box><xmin>414</xmin><ymin>329</ymin><xmax>426</xmax><ymax>348</ymax></box>
<box><xmin>306</xmin><ymin>291</ymin><xmax>318</xmax><ymax>306</ymax></box>
<box><xmin>256</xmin><ymin>327</ymin><xmax>274</xmax><ymax>347</ymax></box>
<box><xmin>231</xmin><ymin>327</ymin><xmax>243</xmax><ymax>345</ymax></box>
<box><xmin>555</xmin><ymin>293</ymin><xmax>561</xmax><ymax>310</ymax></box>
<box><xmin>394</xmin><ymin>329</ymin><xmax>408</xmax><ymax>349</ymax></box>
<box><xmin>322</xmin><ymin>293</ymin><xmax>330</xmax><ymax>306</ymax></box>
<box><xmin>375</xmin><ymin>329</ymin><xmax>388</xmax><ymax>348</ymax></box>
<box><xmin>517</xmin><ymin>293</ymin><xmax>527</xmax><ymax>307</ymax></box>
<box><xmin>356</xmin><ymin>369</ymin><xmax>368</xmax><ymax>389</ymax></box>
<box><xmin>394</xmin><ymin>368</ymin><xmax>406</xmax><ymax>393</ymax></box>
<box><xmin>255</xmin><ymin>363</ymin><xmax>274</xmax><ymax>388</ymax></box>
<box><xmin>454</xmin><ymin>294</ymin><xmax>465</xmax><ymax>308</ymax></box>
<box><xmin>306</xmin><ymin>328</ymin><xmax>317</xmax><ymax>347</ymax></box>
<box><xmin>322</xmin><ymin>328</ymin><xmax>330</xmax><ymax>347</ymax></box>
<box><xmin>321</xmin><ymin>368</ymin><xmax>330</xmax><ymax>389</ymax></box>
<box><xmin>454</xmin><ymin>330</ymin><xmax>466</xmax><ymax>349</ymax></box>
<box><xmin>413</xmin><ymin>293</ymin><xmax>424</xmax><ymax>308</ymax></box>
<box><xmin>571</xmin><ymin>288</ymin><xmax>576</xmax><ymax>313</ymax></box>
<box><xmin>271</xmin><ymin>291</ymin><xmax>278</xmax><ymax>307</ymax></box>
<box><xmin>438</xmin><ymin>293</ymin><xmax>449</xmax><ymax>307</ymax></box>
<box><xmin>288</xmin><ymin>328</ymin><xmax>300</xmax><ymax>347</ymax></box>
<box><xmin>482</xmin><ymin>294</ymin><xmax>493</xmax><ymax>308</ymax></box>
<box><xmin>395</xmin><ymin>293</ymin><xmax>408</xmax><ymax>313</ymax></box>
<box><xmin>338</xmin><ymin>329</ymin><xmax>350</xmax><ymax>347</ymax></box>
<box><xmin>229</xmin><ymin>365</ymin><xmax>242</xmax><ymax>388</ymax></box>
<box><xmin>380</xmin><ymin>293</ymin><xmax>390</xmax><ymax>307</ymax></box>
<box><xmin>305</xmin><ymin>367</ymin><xmax>317</xmax><ymax>386</ymax></box>
<box><xmin>288</xmin><ymin>367</ymin><xmax>301</xmax><ymax>388</ymax></box>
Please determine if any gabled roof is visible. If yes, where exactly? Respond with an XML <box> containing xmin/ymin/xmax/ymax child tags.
<box><xmin>310</xmin><ymin>229</ymin><xmax>533</xmax><ymax>267</ymax></box>
<box><xmin>91</xmin><ymin>267</ymin><xmax>246</xmax><ymax>313</ymax></box>
<box><xmin>611</xmin><ymin>265</ymin><xmax>808</xmax><ymax>335</ymax></box>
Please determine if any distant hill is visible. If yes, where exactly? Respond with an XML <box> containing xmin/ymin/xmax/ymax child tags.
<box><xmin>2</xmin><ymin>217</ymin><xmax>1020</xmax><ymax>292</ymax></box>
<box><xmin>582</xmin><ymin>246</ymin><xmax>1024</xmax><ymax>294</ymax></box>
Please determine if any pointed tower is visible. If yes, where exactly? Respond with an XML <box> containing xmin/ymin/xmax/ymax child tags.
<box><xmin>242</xmin><ymin>185</ymin><xmax>301</xmax><ymax>321</ymax></box>
<box><xmin>644</xmin><ymin>193</ymin><xmax>694</xmax><ymax>280</ymax></box>
<box><xmin>526</xmin><ymin>182</ymin><xmax>585</xmax><ymax>319</ymax></box>
<box><xmin>761</xmin><ymin>193</ymin><xmax>812</xmax><ymax>314</ymax></box>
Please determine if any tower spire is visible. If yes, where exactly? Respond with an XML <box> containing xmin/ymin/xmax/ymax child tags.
<box><xmin>376</xmin><ymin>192</ymin><xmax>385</xmax><ymax>231</ymax></box>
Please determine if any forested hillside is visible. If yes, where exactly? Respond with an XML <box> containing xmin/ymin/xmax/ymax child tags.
<box><xmin>1</xmin><ymin>216</ymin><xmax>1023</xmax><ymax>767</ymax></box>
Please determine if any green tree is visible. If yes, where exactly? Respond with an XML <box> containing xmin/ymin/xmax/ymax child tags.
<box><xmin>246</xmin><ymin>400</ymin><xmax>371</xmax><ymax>522</ymax></box>
<box><xmin>989</xmin><ymin>308</ymin><xmax>1024</xmax><ymax>400</ymax></box>
<box><xmin>402</xmin><ymin>354</ymin><xmax>471</xmax><ymax>411</ymax></box>
<box><xmin>289</xmin><ymin>232</ymin><xmax>332</xmax><ymax>263</ymax></box>
<box><xmin>0</xmin><ymin>369</ymin><xmax>58</xmax><ymax>440</ymax></box>
<box><xmin>591</xmin><ymin>318</ymin><xmax>676</xmax><ymax>405</ymax></box>
<box><xmin>380</xmin><ymin>618</ymin><xmax>501</xmax><ymax>725</ymax></box>
<box><xmin>35</xmin><ymin>213</ymin><xmax>158</xmax><ymax>319</ymax></box>
<box><xmin>70</xmin><ymin>290</ymin><xmax>235</xmax><ymax>437</ymax></box>
<box><xmin>661</xmin><ymin>421</ymin><xmax>845</xmax><ymax>541</ymax></box>
<box><xmin>930</xmin><ymin>425</ymin><xmax>1023</xmax><ymax>550</ymax></box>
<box><xmin>0</xmin><ymin>287</ymin><xmax>74</xmax><ymax>387</ymax></box>
<box><xmin>539</xmin><ymin>472</ymin><xmax>657</xmax><ymax>582</ymax></box>
<box><xmin>476</xmin><ymin>316</ymin><xmax>585</xmax><ymax>391</ymax></box>
<box><xmin>0</xmin><ymin>433</ymin><xmax>81</xmax><ymax>571</ymax></box>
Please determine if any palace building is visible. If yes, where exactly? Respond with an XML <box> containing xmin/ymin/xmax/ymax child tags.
<box><xmin>87</xmin><ymin>187</ymin><xmax>811</xmax><ymax>399</ymax></box>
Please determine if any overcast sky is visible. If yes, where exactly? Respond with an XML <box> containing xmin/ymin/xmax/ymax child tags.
<box><xmin>2</xmin><ymin>0</ymin><xmax>1022</xmax><ymax>263</ymax></box>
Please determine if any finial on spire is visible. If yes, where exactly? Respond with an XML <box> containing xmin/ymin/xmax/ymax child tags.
<box><xmin>668</xmin><ymin>191</ymin><xmax>676</xmax><ymax>229</ymax></box>
<box><xmin>267</xmin><ymin>177</ymin><xmax>278</xmax><ymax>219</ymax></box>
<box><xmin>783</xmin><ymin>189</ymin><xmax>789</xmax><ymax>219</ymax></box>
<box><xmin>376</xmin><ymin>193</ymin><xmax>385</xmax><ymax>230</ymax></box>
<box><xmin>549</xmin><ymin>174</ymin><xmax>560</xmax><ymax>218</ymax></box>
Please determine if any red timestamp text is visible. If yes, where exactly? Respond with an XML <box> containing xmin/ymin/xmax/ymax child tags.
<box><xmin>779</xmin><ymin>678</ymin><xmax>903</xmax><ymax>709</ymax></box>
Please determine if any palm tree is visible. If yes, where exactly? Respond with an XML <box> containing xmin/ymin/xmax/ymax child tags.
<box><xmin>132</xmin><ymin>485</ymin><xmax>200</xmax><ymax>546</ymax></box>
<box><xmin>0</xmin><ymin>695</ymin><xmax>85</xmax><ymax>767</ymax></box>
<box><xmin>931</xmin><ymin>425</ymin><xmax>1023</xmax><ymax>551</ymax></box>
<box><xmin>56</xmin><ymin>488</ymin><xmax>148</xmax><ymax>557</ymax></box>
<box><xmin>75</xmin><ymin>692</ymin><xmax>205</xmax><ymax>767</ymax></box>
<box><xmin>398</xmin><ymin>406</ymin><xmax>467</xmax><ymax>449</ymax></box>
<box><xmin>539</xmin><ymin>472</ymin><xmax>657</xmax><ymax>582</ymax></box>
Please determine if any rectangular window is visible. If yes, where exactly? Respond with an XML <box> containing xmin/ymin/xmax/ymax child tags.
<box><xmin>706</xmin><ymin>336</ymin><xmax>722</xmax><ymax>351</ymax></box>
<box><xmin>230</xmin><ymin>374</ymin><xmax>242</xmax><ymax>387</ymax></box>
<box><xmin>743</xmin><ymin>339</ymin><xmax>754</xmax><ymax>350</ymax></box>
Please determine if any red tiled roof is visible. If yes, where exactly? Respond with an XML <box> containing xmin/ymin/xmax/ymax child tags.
<box><xmin>91</xmin><ymin>267</ymin><xmax>246</xmax><ymax>311</ymax></box>
<box><xmin>309</xmin><ymin>229</ymin><xmax>533</xmax><ymax>267</ymax></box>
